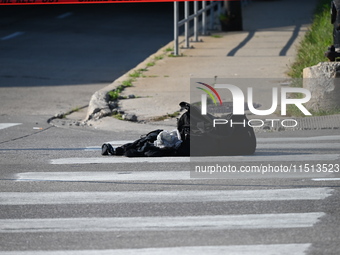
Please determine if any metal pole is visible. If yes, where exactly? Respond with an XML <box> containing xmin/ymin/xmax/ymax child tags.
<box><xmin>174</xmin><ymin>1</ymin><xmax>179</xmax><ymax>56</ymax></box>
<box><xmin>209</xmin><ymin>1</ymin><xmax>214</xmax><ymax>30</ymax></box>
<box><xmin>202</xmin><ymin>1</ymin><xmax>207</xmax><ymax>35</ymax></box>
<box><xmin>185</xmin><ymin>1</ymin><xmax>190</xmax><ymax>48</ymax></box>
<box><xmin>194</xmin><ymin>1</ymin><xmax>199</xmax><ymax>42</ymax></box>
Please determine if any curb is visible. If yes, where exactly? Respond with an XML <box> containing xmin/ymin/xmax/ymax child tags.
<box><xmin>85</xmin><ymin>40</ymin><xmax>176</xmax><ymax>122</ymax></box>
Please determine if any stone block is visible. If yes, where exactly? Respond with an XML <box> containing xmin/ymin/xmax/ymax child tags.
<box><xmin>303</xmin><ymin>62</ymin><xmax>340</xmax><ymax>112</ymax></box>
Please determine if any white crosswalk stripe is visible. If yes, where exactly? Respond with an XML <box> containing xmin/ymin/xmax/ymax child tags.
<box><xmin>50</xmin><ymin>153</ymin><xmax>339</xmax><ymax>164</ymax></box>
<box><xmin>0</xmin><ymin>185</ymin><xmax>328</xmax><ymax>254</ymax></box>
<box><xmin>0</xmin><ymin>123</ymin><xmax>21</xmax><ymax>130</ymax></box>
<box><xmin>0</xmin><ymin>244</ymin><xmax>312</xmax><ymax>255</ymax></box>
<box><xmin>0</xmin><ymin>188</ymin><xmax>332</xmax><ymax>205</ymax></box>
<box><xmin>0</xmin><ymin>212</ymin><xmax>325</xmax><ymax>233</ymax></box>
<box><xmin>12</xmin><ymin>169</ymin><xmax>338</xmax><ymax>181</ymax></box>
<box><xmin>0</xmin><ymin>186</ymin><xmax>330</xmax><ymax>253</ymax></box>
<box><xmin>16</xmin><ymin>171</ymin><xmax>190</xmax><ymax>181</ymax></box>
<box><xmin>312</xmin><ymin>178</ymin><xmax>340</xmax><ymax>181</ymax></box>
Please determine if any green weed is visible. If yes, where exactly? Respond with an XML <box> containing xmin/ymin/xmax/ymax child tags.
<box><xmin>288</xmin><ymin>0</ymin><xmax>332</xmax><ymax>78</ymax></box>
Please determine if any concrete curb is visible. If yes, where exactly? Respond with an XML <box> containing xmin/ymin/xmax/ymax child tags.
<box><xmin>85</xmin><ymin>40</ymin><xmax>176</xmax><ymax>121</ymax></box>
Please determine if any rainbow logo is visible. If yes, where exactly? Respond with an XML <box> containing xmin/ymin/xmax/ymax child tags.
<box><xmin>196</xmin><ymin>82</ymin><xmax>223</xmax><ymax>106</ymax></box>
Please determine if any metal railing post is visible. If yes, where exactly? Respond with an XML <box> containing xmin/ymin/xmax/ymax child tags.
<box><xmin>184</xmin><ymin>1</ymin><xmax>190</xmax><ymax>48</ymax></box>
<box><xmin>174</xmin><ymin>1</ymin><xmax>179</xmax><ymax>56</ymax></box>
<box><xmin>218</xmin><ymin>1</ymin><xmax>222</xmax><ymax>17</ymax></box>
<box><xmin>209</xmin><ymin>1</ymin><xmax>214</xmax><ymax>30</ymax></box>
<box><xmin>193</xmin><ymin>1</ymin><xmax>199</xmax><ymax>42</ymax></box>
<box><xmin>202</xmin><ymin>1</ymin><xmax>207</xmax><ymax>35</ymax></box>
<box><xmin>173</xmin><ymin>1</ymin><xmax>228</xmax><ymax>56</ymax></box>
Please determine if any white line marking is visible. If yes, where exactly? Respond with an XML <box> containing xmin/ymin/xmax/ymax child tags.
<box><xmin>84</xmin><ymin>141</ymin><xmax>134</xmax><ymax>151</ymax></box>
<box><xmin>50</xmin><ymin>153</ymin><xmax>340</xmax><ymax>165</ymax></box>
<box><xmin>56</xmin><ymin>12</ymin><xmax>73</xmax><ymax>19</ymax></box>
<box><xmin>193</xmin><ymin>154</ymin><xmax>340</xmax><ymax>162</ymax></box>
<box><xmin>312</xmin><ymin>178</ymin><xmax>340</xmax><ymax>182</ymax></box>
<box><xmin>0</xmin><ymin>188</ymin><xmax>332</xmax><ymax>205</ymax></box>
<box><xmin>16</xmin><ymin>169</ymin><xmax>338</xmax><ymax>182</ymax></box>
<box><xmin>257</xmin><ymin>135</ymin><xmax>340</xmax><ymax>143</ymax></box>
<box><xmin>84</xmin><ymin>147</ymin><xmax>101</xmax><ymax>151</ymax></box>
<box><xmin>16</xmin><ymin>171</ymin><xmax>190</xmax><ymax>182</ymax></box>
<box><xmin>0</xmin><ymin>123</ymin><xmax>21</xmax><ymax>130</ymax></box>
<box><xmin>258</xmin><ymin>143</ymin><xmax>340</xmax><ymax>149</ymax></box>
<box><xmin>1</xmin><ymin>32</ymin><xmax>24</xmax><ymax>41</ymax></box>
<box><xmin>0</xmin><ymin>212</ymin><xmax>325</xmax><ymax>233</ymax></box>
<box><xmin>51</xmin><ymin>157</ymin><xmax>189</xmax><ymax>164</ymax></box>
<box><xmin>0</xmin><ymin>244</ymin><xmax>312</xmax><ymax>255</ymax></box>
<box><xmin>107</xmin><ymin>140</ymin><xmax>135</xmax><ymax>145</ymax></box>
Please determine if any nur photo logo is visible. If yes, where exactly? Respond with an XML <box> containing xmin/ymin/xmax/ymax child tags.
<box><xmin>195</xmin><ymin>81</ymin><xmax>312</xmax><ymax>128</ymax></box>
<box><xmin>196</xmin><ymin>82</ymin><xmax>223</xmax><ymax>113</ymax></box>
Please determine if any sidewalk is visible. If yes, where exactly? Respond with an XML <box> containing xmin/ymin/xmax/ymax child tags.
<box><xmin>55</xmin><ymin>0</ymin><xmax>340</xmax><ymax>132</ymax></box>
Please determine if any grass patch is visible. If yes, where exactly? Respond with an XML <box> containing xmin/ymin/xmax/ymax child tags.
<box><xmin>129</xmin><ymin>70</ymin><xmax>143</xmax><ymax>78</ymax></box>
<box><xmin>287</xmin><ymin>0</ymin><xmax>332</xmax><ymax>78</ymax></box>
<box><xmin>154</xmin><ymin>55</ymin><xmax>164</xmax><ymax>60</ymax></box>
<box><xmin>112</xmin><ymin>113</ymin><xmax>123</xmax><ymax>120</ymax></box>
<box><xmin>108</xmin><ymin>90</ymin><xmax>120</xmax><ymax>101</ymax></box>
<box><xmin>71</xmin><ymin>107</ymin><xmax>80</xmax><ymax>112</ymax></box>
<box><xmin>147</xmin><ymin>61</ymin><xmax>155</xmax><ymax>67</ymax></box>
<box><xmin>211</xmin><ymin>34</ymin><xmax>223</xmax><ymax>38</ymax></box>
<box><xmin>122</xmin><ymin>79</ymin><xmax>134</xmax><ymax>87</ymax></box>
<box><xmin>108</xmin><ymin>81</ymin><xmax>134</xmax><ymax>101</ymax></box>
<box><xmin>285</xmin><ymin>0</ymin><xmax>340</xmax><ymax>116</ymax></box>
<box><xmin>152</xmin><ymin>111</ymin><xmax>181</xmax><ymax>121</ymax></box>
<box><xmin>165</xmin><ymin>47</ymin><xmax>174</xmax><ymax>52</ymax></box>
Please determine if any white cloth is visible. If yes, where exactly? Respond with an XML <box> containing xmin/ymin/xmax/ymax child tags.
<box><xmin>154</xmin><ymin>129</ymin><xmax>182</xmax><ymax>149</ymax></box>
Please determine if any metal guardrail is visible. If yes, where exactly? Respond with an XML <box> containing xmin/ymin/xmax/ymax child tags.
<box><xmin>173</xmin><ymin>0</ymin><xmax>251</xmax><ymax>56</ymax></box>
<box><xmin>173</xmin><ymin>1</ymin><xmax>223</xmax><ymax>56</ymax></box>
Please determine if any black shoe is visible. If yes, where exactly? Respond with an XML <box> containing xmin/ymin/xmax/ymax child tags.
<box><xmin>106</xmin><ymin>143</ymin><xmax>115</xmax><ymax>155</ymax></box>
<box><xmin>101</xmin><ymin>144</ymin><xmax>109</xmax><ymax>156</ymax></box>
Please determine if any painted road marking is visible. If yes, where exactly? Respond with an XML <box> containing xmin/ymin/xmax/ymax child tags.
<box><xmin>1</xmin><ymin>32</ymin><xmax>24</xmax><ymax>41</ymax></box>
<box><xmin>0</xmin><ymin>212</ymin><xmax>324</xmax><ymax>233</ymax></box>
<box><xmin>15</xmin><ymin>169</ymin><xmax>337</xmax><ymax>182</ymax></box>
<box><xmin>0</xmin><ymin>244</ymin><xmax>312</xmax><ymax>255</ymax></box>
<box><xmin>256</xmin><ymin>135</ymin><xmax>340</xmax><ymax>142</ymax></box>
<box><xmin>51</xmin><ymin>157</ymin><xmax>189</xmax><ymax>164</ymax></box>
<box><xmin>0</xmin><ymin>123</ymin><xmax>21</xmax><ymax>130</ymax></box>
<box><xmin>84</xmin><ymin>140</ymin><xmax>134</xmax><ymax>151</ymax></box>
<box><xmin>50</xmin><ymin>153</ymin><xmax>339</xmax><ymax>165</ymax></box>
<box><xmin>0</xmin><ymin>188</ymin><xmax>332</xmax><ymax>205</ymax></box>
<box><xmin>312</xmin><ymin>178</ymin><xmax>340</xmax><ymax>182</ymax></box>
<box><xmin>16</xmin><ymin>171</ymin><xmax>190</xmax><ymax>182</ymax></box>
<box><xmin>258</xmin><ymin>143</ymin><xmax>340</xmax><ymax>149</ymax></box>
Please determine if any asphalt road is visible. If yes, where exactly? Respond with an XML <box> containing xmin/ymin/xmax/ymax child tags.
<box><xmin>0</xmin><ymin>3</ymin><xmax>340</xmax><ymax>255</ymax></box>
<box><xmin>1</xmin><ymin>121</ymin><xmax>340</xmax><ymax>254</ymax></box>
<box><xmin>0</xmin><ymin>3</ymin><xmax>173</xmax><ymax>115</ymax></box>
